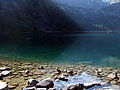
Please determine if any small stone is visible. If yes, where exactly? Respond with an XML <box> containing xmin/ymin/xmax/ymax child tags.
<box><xmin>39</xmin><ymin>66</ymin><xmax>44</xmax><ymax>69</ymax></box>
<box><xmin>23</xmin><ymin>74</ymin><xmax>29</xmax><ymax>77</ymax></box>
<box><xmin>24</xmin><ymin>86</ymin><xmax>36</xmax><ymax>90</ymax></box>
<box><xmin>19</xmin><ymin>70</ymin><xmax>29</xmax><ymax>74</ymax></box>
<box><xmin>67</xmin><ymin>70</ymin><xmax>74</xmax><ymax>75</ymax></box>
<box><xmin>48</xmin><ymin>88</ymin><xmax>56</xmax><ymax>90</ymax></box>
<box><xmin>8</xmin><ymin>85</ymin><xmax>17</xmax><ymax>89</ymax></box>
<box><xmin>59</xmin><ymin>74</ymin><xmax>68</xmax><ymax>81</ymax></box>
<box><xmin>0</xmin><ymin>71</ymin><xmax>11</xmax><ymax>76</ymax></box>
<box><xmin>56</xmin><ymin>68</ymin><xmax>61</xmax><ymax>74</ymax></box>
<box><xmin>0</xmin><ymin>67</ymin><xmax>11</xmax><ymax>71</ymax></box>
<box><xmin>107</xmin><ymin>72</ymin><xmax>119</xmax><ymax>79</ymax></box>
<box><xmin>28</xmin><ymin>79</ymin><xmax>39</xmax><ymax>86</ymax></box>
<box><xmin>12</xmin><ymin>72</ymin><xmax>18</xmax><ymax>75</ymax></box>
<box><xmin>0</xmin><ymin>74</ymin><xmax>3</xmax><ymax>80</ymax></box>
<box><xmin>34</xmin><ymin>72</ymin><xmax>44</xmax><ymax>75</ymax></box>
<box><xmin>36</xmin><ymin>88</ymin><xmax>47</xmax><ymax>90</ymax></box>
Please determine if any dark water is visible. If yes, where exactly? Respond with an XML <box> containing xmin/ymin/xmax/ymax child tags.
<box><xmin>0</xmin><ymin>33</ymin><xmax>120</xmax><ymax>67</ymax></box>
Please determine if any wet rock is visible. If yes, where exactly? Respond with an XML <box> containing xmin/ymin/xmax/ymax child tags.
<box><xmin>84</xmin><ymin>82</ymin><xmax>101</xmax><ymax>89</ymax></box>
<box><xmin>0</xmin><ymin>74</ymin><xmax>3</xmax><ymax>80</ymax></box>
<box><xmin>0</xmin><ymin>67</ymin><xmax>11</xmax><ymax>71</ymax></box>
<box><xmin>8</xmin><ymin>85</ymin><xmax>17</xmax><ymax>89</ymax></box>
<box><xmin>106</xmin><ymin>72</ymin><xmax>119</xmax><ymax>84</ymax></box>
<box><xmin>36</xmin><ymin>79</ymin><xmax>54</xmax><ymax>89</ymax></box>
<box><xmin>77</xmin><ymin>70</ymin><xmax>83</xmax><ymax>75</ymax></box>
<box><xmin>36</xmin><ymin>88</ymin><xmax>47</xmax><ymax>90</ymax></box>
<box><xmin>107</xmin><ymin>72</ymin><xmax>118</xmax><ymax>79</ymax></box>
<box><xmin>34</xmin><ymin>72</ymin><xmax>44</xmax><ymax>75</ymax></box>
<box><xmin>8</xmin><ymin>83</ymin><xmax>19</xmax><ymax>89</ymax></box>
<box><xmin>38</xmin><ymin>66</ymin><xmax>44</xmax><ymax>69</ymax></box>
<box><xmin>56</xmin><ymin>68</ymin><xmax>61</xmax><ymax>74</ymax></box>
<box><xmin>59</xmin><ymin>74</ymin><xmax>68</xmax><ymax>81</ymax></box>
<box><xmin>67</xmin><ymin>83</ymin><xmax>84</xmax><ymax>90</ymax></box>
<box><xmin>48</xmin><ymin>88</ymin><xmax>56</xmax><ymax>90</ymax></box>
<box><xmin>95</xmin><ymin>85</ymin><xmax>120</xmax><ymax>90</ymax></box>
<box><xmin>0</xmin><ymin>81</ymin><xmax>8</xmax><ymax>90</ymax></box>
<box><xmin>19</xmin><ymin>70</ymin><xmax>29</xmax><ymax>74</ymax></box>
<box><xmin>96</xmin><ymin>68</ymin><xmax>102</xmax><ymax>77</ymax></box>
<box><xmin>67</xmin><ymin>70</ymin><xmax>74</xmax><ymax>75</ymax></box>
<box><xmin>24</xmin><ymin>86</ymin><xmax>36</xmax><ymax>90</ymax></box>
<box><xmin>0</xmin><ymin>71</ymin><xmax>11</xmax><ymax>76</ymax></box>
<box><xmin>28</xmin><ymin>79</ymin><xmax>39</xmax><ymax>86</ymax></box>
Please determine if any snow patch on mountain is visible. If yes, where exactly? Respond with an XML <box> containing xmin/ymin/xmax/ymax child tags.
<box><xmin>103</xmin><ymin>0</ymin><xmax>120</xmax><ymax>4</ymax></box>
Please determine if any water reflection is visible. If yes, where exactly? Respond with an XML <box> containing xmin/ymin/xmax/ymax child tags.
<box><xmin>0</xmin><ymin>33</ymin><xmax>120</xmax><ymax>67</ymax></box>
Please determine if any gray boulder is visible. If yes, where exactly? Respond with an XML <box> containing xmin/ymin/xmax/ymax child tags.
<box><xmin>28</xmin><ymin>79</ymin><xmax>39</xmax><ymax>86</ymax></box>
<box><xmin>36</xmin><ymin>79</ymin><xmax>54</xmax><ymax>89</ymax></box>
<box><xmin>0</xmin><ymin>67</ymin><xmax>11</xmax><ymax>71</ymax></box>
<box><xmin>0</xmin><ymin>71</ymin><xmax>11</xmax><ymax>76</ymax></box>
<box><xmin>0</xmin><ymin>81</ymin><xmax>8</xmax><ymax>90</ymax></box>
<box><xmin>67</xmin><ymin>83</ymin><xmax>84</xmax><ymax>90</ymax></box>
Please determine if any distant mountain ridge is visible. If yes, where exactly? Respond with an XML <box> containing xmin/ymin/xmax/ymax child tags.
<box><xmin>54</xmin><ymin>1</ymin><xmax>120</xmax><ymax>31</ymax></box>
<box><xmin>103</xmin><ymin>0</ymin><xmax>120</xmax><ymax>4</ymax></box>
<box><xmin>53</xmin><ymin>0</ymin><xmax>109</xmax><ymax>9</ymax></box>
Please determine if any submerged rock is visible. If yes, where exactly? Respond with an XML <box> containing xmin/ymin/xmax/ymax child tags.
<box><xmin>54</xmin><ymin>72</ymin><xmax>104</xmax><ymax>89</ymax></box>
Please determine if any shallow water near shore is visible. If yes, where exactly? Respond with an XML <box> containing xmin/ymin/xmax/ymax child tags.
<box><xmin>0</xmin><ymin>33</ymin><xmax>120</xmax><ymax>67</ymax></box>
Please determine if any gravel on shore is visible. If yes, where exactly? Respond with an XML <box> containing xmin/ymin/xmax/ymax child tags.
<box><xmin>0</xmin><ymin>59</ymin><xmax>120</xmax><ymax>90</ymax></box>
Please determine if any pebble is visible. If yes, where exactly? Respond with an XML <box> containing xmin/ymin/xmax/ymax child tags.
<box><xmin>34</xmin><ymin>72</ymin><xmax>44</xmax><ymax>75</ymax></box>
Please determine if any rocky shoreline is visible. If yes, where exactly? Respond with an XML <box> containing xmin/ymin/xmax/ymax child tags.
<box><xmin>0</xmin><ymin>59</ymin><xmax>120</xmax><ymax>90</ymax></box>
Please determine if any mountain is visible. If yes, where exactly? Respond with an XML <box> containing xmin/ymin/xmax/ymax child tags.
<box><xmin>53</xmin><ymin>0</ymin><xmax>109</xmax><ymax>9</ymax></box>
<box><xmin>103</xmin><ymin>2</ymin><xmax>120</xmax><ymax>14</ymax></box>
<box><xmin>103</xmin><ymin>0</ymin><xmax>120</xmax><ymax>4</ymax></box>
<box><xmin>55</xmin><ymin>2</ymin><xmax>120</xmax><ymax>31</ymax></box>
<box><xmin>0</xmin><ymin>0</ymin><xmax>82</xmax><ymax>44</ymax></box>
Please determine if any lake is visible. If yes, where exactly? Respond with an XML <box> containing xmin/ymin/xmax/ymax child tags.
<box><xmin>0</xmin><ymin>33</ymin><xmax>120</xmax><ymax>67</ymax></box>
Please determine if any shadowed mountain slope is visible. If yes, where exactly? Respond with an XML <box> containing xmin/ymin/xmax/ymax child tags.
<box><xmin>0</xmin><ymin>0</ymin><xmax>82</xmax><ymax>44</ymax></box>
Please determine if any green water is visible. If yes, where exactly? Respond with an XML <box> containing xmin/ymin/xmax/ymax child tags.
<box><xmin>0</xmin><ymin>33</ymin><xmax>120</xmax><ymax>67</ymax></box>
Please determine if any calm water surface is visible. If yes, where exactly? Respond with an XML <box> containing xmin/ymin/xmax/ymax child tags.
<box><xmin>0</xmin><ymin>33</ymin><xmax>120</xmax><ymax>67</ymax></box>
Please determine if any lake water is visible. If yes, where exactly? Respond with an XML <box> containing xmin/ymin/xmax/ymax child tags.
<box><xmin>0</xmin><ymin>33</ymin><xmax>120</xmax><ymax>67</ymax></box>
